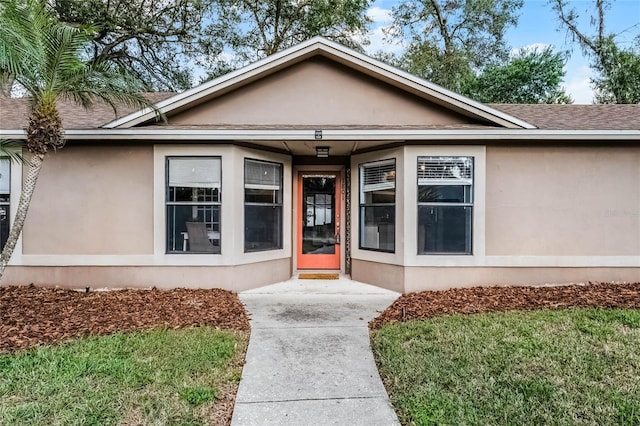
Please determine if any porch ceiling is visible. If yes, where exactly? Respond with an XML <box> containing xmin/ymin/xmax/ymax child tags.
<box><xmin>246</xmin><ymin>139</ymin><xmax>395</xmax><ymax>156</ymax></box>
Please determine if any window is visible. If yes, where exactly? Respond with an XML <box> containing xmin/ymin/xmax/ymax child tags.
<box><xmin>244</xmin><ymin>159</ymin><xmax>283</xmax><ymax>252</ymax></box>
<box><xmin>418</xmin><ymin>156</ymin><xmax>473</xmax><ymax>254</ymax></box>
<box><xmin>166</xmin><ymin>157</ymin><xmax>221</xmax><ymax>253</ymax></box>
<box><xmin>359</xmin><ymin>159</ymin><xmax>395</xmax><ymax>252</ymax></box>
<box><xmin>0</xmin><ymin>159</ymin><xmax>9</xmax><ymax>250</ymax></box>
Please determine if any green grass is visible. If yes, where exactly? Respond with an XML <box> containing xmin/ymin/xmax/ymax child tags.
<box><xmin>371</xmin><ymin>308</ymin><xmax>640</xmax><ymax>426</ymax></box>
<box><xmin>0</xmin><ymin>327</ymin><xmax>248</xmax><ymax>425</ymax></box>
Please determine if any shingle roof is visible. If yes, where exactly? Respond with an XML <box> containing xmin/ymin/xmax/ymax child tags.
<box><xmin>490</xmin><ymin>104</ymin><xmax>640</xmax><ymax>130</ymax></box>
<box><xmin>0</xmin><ymin>93</ymin><xmax>174</xmax><ymax>130</ymax></box>
<box><xmin>1</xmin><ymin>94</ymin><xmax>639</xmax><ymax>131</ymax></box>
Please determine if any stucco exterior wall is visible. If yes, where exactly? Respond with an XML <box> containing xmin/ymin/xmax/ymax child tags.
<box><xmin>23</xmin><ymin>145</ymin><xmax>154</xmax><ymax>255</ymax></box>
<box><xmin>353</xmin><ymin>260</ymin><xmax>639</xmax><ymax>293</ymax></box>
<box><xmin>485</xmin><ymin>145</ymin><xmax>640</xmax><ymax>256</ymax></box>
<box><xmin>4</xmin><ymin>258</ymin><xmax>291</xmax><ymax>291</ymax></box>
<box><xmin>169</xmin><ymin>57</ymin><xmax>475</xmax><ymax>127</ymax></box>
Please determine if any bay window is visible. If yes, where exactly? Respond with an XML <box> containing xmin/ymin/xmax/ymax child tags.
<box><xmin>244</xmin><ymin>159</ymin><xmax>283</xmax><ymax>252</ymax></box>
<box><xmin>166</xmin><ymin>157</ymin><xmax>221</xmax><ymax>253</ymax></box>
<box><xmin>359</xmin><ymin>159</ymin><xmax>395</xmax><ymax>252</ymax></box>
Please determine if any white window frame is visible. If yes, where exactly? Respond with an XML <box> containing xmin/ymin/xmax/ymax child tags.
<box><xmin>403</xmin><ymin>146</ymin><xmax>486</xmax><ymax>267</ymax></box>
<box><xmin>359</xmin><ymin>158</ymin><xmax>396</xmax><ymax>252</ymax></box>
<box><xmin>244</xmin><ymin>158</ymin><xmax>284</xmax><ymax>253</ymax></box>
<box><xmin>165</xmin><ymin>156</ymin><xmax>222</xmax><ymax>254</ymax></box>
<box><xmin>417</xmin><ymin>156</ymin><xmax>474</xmax><ymax>255</ymax></box>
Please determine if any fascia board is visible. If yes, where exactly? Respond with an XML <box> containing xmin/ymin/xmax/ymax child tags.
<box><xmin>3</xmin><ymin>128</ymin><xmax>637</xmax><ymax>141</ymax></box>
<box><xmin>103</xmin><ymin>36</ymin><xmax>535</xmax><ymax>130</ymax></box>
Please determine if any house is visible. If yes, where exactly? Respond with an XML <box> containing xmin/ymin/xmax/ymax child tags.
<box><xmin>0</xmin><ymin>37</ymin><xmax>638</xmax><ymax>293</ymax></box>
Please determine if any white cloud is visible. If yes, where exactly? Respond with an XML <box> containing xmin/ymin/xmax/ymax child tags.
<box><xmin>564</xmin><ymin>65</ymin><xmax>594</xmax><ymax>104</ymax></box>
<box><xmin>364</xmin><ymin>25</ymin><xmax>406</xmax><ymax>56</ymax></box>
<box><xmin>366</xmin><ymin>6</ymin><xmax>392</xmax><ymax>24</ymax></box>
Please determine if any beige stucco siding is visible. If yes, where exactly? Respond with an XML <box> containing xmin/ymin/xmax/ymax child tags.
<box><xmin>486</xmin><ymin>145</ymin><xmax>640</xmax><ymax>256</ymax></box>
<box><xmin>352</xmin><ymin>260</ymin><xmax>640</xmax><ymax>293</ymax></box>
<box><xmin>169</xmin><ymin>57</ymin><xmax>476</xmax><ymax>127</ymax></box>
<box><xmin>23</xmin><ymin>145</ymin><xmax>154</xmax><ymax>255</ymax></box>
<box><xmin>4</xmin><ymin>258</ymin><xmax>291</xmax><ymax>291</ymax></box>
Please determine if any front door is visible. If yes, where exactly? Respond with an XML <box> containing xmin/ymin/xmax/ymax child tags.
<box><xmin>297</xmin><ymin>173</ymin><xmax>341</xmax><ymax>269</ymax></box>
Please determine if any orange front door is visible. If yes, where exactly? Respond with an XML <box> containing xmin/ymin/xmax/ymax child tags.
<box><xmin>297</xmin><ymin>172</ymin><xmax>341</xmax><ymax>269</ymax></box>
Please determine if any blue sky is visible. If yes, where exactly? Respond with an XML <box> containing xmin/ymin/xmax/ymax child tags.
<box><xmin>364</xmin><ymin>0</ymin><xmax>640</xmax><ymax>103</ymax></box>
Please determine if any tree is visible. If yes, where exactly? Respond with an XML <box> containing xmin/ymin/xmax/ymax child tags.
<box><xmin>50</xmin><ymin>0</ymin><xmax>211</xmax><ymax>91</ymax></box>
<box><xmin>550</xmin><ymin>0</ymin><xmax>640</xmax><ymax>103</ymax></box>
<box><xmin>202</xmin><ymin>0</ymin><xmax>372</xmax><ymax>77</ymax></box>
<box><xmin>389</xmin><ymin>0</ymin><xmax>523</xmax><ymax>93</ymax></box>
<box><xmin>464</xmin><ymin>46</ymin><xmax>572</xmax><ymax>104</ymax></box>
<box><xmin>0</xmin><ymin>0</ymin><xmax>154</xmax><ymax>279</ymax></box>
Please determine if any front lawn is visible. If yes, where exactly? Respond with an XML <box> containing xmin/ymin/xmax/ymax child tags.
<box><xmin>372</xmin><ymin>308</ymin><xmax>640</xmax><ymax>425</ymax></box>
<box><xmin>0</xmin><ymin>327</ymin><xmax>248</xmax><ymax>425</ymax></box>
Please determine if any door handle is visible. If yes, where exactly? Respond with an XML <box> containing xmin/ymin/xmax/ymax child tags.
<box><xmin>335</xmin><ymin>233</ymin><xmax>340</xmax><ymax>244</ymax></box>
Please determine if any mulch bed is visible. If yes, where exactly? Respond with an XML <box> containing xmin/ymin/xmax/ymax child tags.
<box><xmin>0</xmin><ymin>285</ymin><xmax>249</xmax><ymax>353</ymax></box>
<box><xmin>370</xmin><ymin>282</ymin><xmax>640</xmax><ymax>329</ymax></box>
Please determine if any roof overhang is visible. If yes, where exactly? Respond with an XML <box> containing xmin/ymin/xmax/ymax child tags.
<box><xmin>102</xmin><ymin>37</ymin><xmax>535</xmax><ymax>130</ymax></box>
<box><xmin>2</xmin><ymin>128</ymin><xmax>638</xmax><ymax>141</ymax></box>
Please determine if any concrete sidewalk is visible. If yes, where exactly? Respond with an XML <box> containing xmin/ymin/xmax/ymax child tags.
<box><xmin>231</xmin><ymin>276</ymin><xmax>401</xmax><ymax>426</ymax></box>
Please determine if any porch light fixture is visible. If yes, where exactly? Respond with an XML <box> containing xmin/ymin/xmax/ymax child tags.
<box><xmin>316</xmin><ymin>146</ymin><xmax>330</xmax><ymax>158</ymax></box>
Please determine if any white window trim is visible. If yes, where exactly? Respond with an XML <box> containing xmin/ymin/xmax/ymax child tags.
<box><xmin>404</xmin><ymin>146</ymin><xmax>486</xmax><ymax>266</ymax></box>
<box><xmin>358</xmin><ymin>158</ymin><xmax>396</xmax><ymax>253</ymax></box>
<box><xmin>5</xmin><ymin>156</ymin><xmax>22</xmax><ymax>265</ymax></box>
<box><xmin>351</xmin><ymin>148</ymin><xmax>404</xmax><ymax>265</ymax></box>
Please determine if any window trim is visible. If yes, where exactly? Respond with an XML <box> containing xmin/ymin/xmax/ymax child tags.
<box><xmin>165</xmin><ymin>155</ymin><xmax>222</xmax><ymax>254</ymax></box>
<box><xmin>0</xmin><ymin>158</ymin><xmax>10</xmax><ymax>251</ymax></box>
<box><xmin>417</xmin><ymin>156</ymin><xmax>474</xmax><ymax>255</ymax></box>
<box><xmin>244</xmin><ymin>157</ymin><xmax>284</xmax><ymax>253</ymax></box>
<box><xmin>358</xmin><ymin>158</ymin><xmax>396</xmax><ymax>253</ymax></box>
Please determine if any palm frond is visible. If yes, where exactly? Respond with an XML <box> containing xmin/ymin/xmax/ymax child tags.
<box><xmin>0</xmin><ymin>139</ymin><xmax>25</xmax><ymax>164</ymax></box>
<box><xmin>1</xmin><ymin>0</ymin><xmax>161</xmax><ymax>121</ymax></box>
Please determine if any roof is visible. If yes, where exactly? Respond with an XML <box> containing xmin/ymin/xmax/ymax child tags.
<box><xmin>2</xmin><ymin>96</ymin><xmax>639</xmax><ymax>131</ymax></box>
<box><xmin>0</xmin><ymin>93</ymin><xmax>174</xmax><ymax>130</ymax></box>
<box><xmin>491</xmin><ymin>104</ymin><xmax>640</xmax><ymax>130</ymax></box>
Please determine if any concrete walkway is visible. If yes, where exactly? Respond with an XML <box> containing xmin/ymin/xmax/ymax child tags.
<box><xmin>231</xmin><ymin>276</ymin><xmax>401</xmax><ymax>426</ymax></box>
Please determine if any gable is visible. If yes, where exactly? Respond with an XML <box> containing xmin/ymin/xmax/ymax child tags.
<box><xmin>106</xmin><ymin>37</ymin><xmax>533</xmax><ymax>129</ymax></box>
<box><xmin>167</xmin><ymin>57</ymin><xmax>485</xmax><ymax>128</ymax></box>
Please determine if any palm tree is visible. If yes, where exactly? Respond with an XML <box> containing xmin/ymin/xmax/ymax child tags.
<box><xmin>0</xmin><ymin>0</ymin><xmax>156</xmax><ymax>279</ymax></box>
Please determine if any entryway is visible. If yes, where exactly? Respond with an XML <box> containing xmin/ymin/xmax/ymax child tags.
<box><xmin>296</xmin><ymin>172</ymin><xmax>341</xmax><ymax>270</ymax></box>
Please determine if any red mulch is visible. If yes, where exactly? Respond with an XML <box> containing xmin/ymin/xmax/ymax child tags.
<box><xmin>0</xmin><ymin>286</ymin><xmax>249</xmax><ymax>353</ymax></box>
<box><xmin>370</xmin><ymin>282</ymin><xmax>640</xmax><ymax>329</ymax></box>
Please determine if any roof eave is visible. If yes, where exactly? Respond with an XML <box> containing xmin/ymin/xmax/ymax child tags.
<box><xmin>2</xmin><ymin>128</ymin><xmax>638</xmax><ymax>141</ymax></box>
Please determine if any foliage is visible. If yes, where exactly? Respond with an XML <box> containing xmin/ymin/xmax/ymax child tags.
<box><xmin>550</xmin><ymin>0</ymin><xmax>640</xmax><ymax>103</ymax></box>
<box><xmin>0</xmin><ymin>327</ymin><xmax>247</xmax><ymax>425</ymax></box>
<box><xmin>465</xmin><ymin>46</ymin><xmax>572</xmax><ymax>103</ymax></box>
<box><xmin>50</xmin><ymin>0</ymin><xmax>210</xmax><ymax>91</ymax></box>
<box><xmin>390</xmin><ymin>0</ymin><xmax>523</xmax><ymax>93</ymax></box>
<box><xmin>591</xmin><ymin>37</ymin><xmax>640</xmax><ymax>104</ymax></box>
<box><xmin>0</xmin><ymin>0</ymin><xmax>154</xmax><ymax>279</ymax></box>
<box><xmin>202</xmin><ymin>0</ymin><xmax>372</xmax><ymax>78</ymax></box>
<box><xmin>372</xmin><ymin>308</ymin><xmax>640</xmax><ymax>425</ymax></box>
